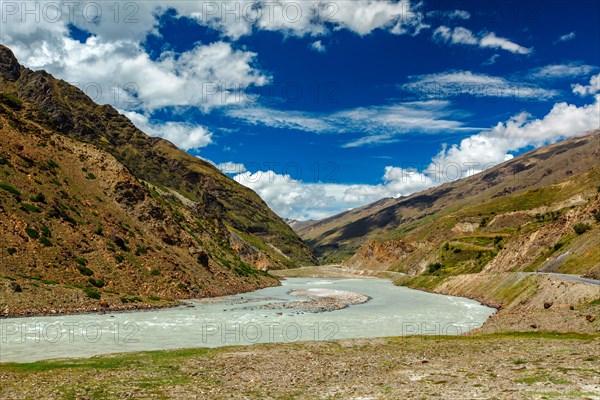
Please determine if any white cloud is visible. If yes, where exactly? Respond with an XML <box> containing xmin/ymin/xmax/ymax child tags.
<box><xmin>217</xmin><ymin>162</ymin><xmax>248</xmax><ymax>174</ymax></box>
<box><xmin>402</xmin><ymin>71</ymin><xmax>558</xmax><ymax>100</ymax></box>
<box><xmin>554</xmin><ymin>32</ymin><xmax>576</xmax><ymax>44</ymax></box>
<box><xmin>234</xmin><ymin>96</ymin><xmax>600</xmax><ymax>219</ymax></box>
<box><xmin>529</xmin><ymin>63</ymin><xmax>597</xmax><ymax>80</ymax></box>
<box><xmin>432</xmin><ymin>95</ymin><xmax>600</xmax><ymax>171</ymax></box>
<box><xmin>479</xmin><ymin>32</ymin><xmax>531</xmax><ymax>55</ymax></box>
<box><xmin>228</xmin><ymin>101</ymin><xmax>474</xmax><ymax>147</ymax></box>
<box><xmin>572</xmin><ymin>73</ymin><xmax>600</xmax><ymax>96</ymax></box>
<box><xmin>433</xmin><ymin>26</ymin><xmax>477</xmax><ymax>45</ymax></box>
<box><xmin>310</xmin><ymin>40</ymin><xmax>327</xmax><ymax>53</ymax></box>
<box><xmin>233</xmin><ymin>167</ymin><xmax>434</xmax><ymax>220</ymax></box>
<box><xmin>123</xmin><ymin>111</ymin><xmax>213</xmax><ymax>151</ymax></box>
<box><xmin>6</xmin><ymin>35</ymin><xmax>270</xmax><ymax>112</ymax></box>
<box><xmin>433</xmin><ymin>26</ymin><xmax>531</xmax><ymax>54</ymax></box>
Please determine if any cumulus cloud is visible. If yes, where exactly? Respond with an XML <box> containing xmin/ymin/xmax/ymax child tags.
<box><xmin>572</xmin><ymin>73</ymin><xmax>600</xmax><ymax>96</ymax></box>
<box><xmin>431</xmin><ymin>96</ymin><xmax>600</xmax><ymax>172</ymax></box>
<box><xmin>234</xmin><ymin>96</ymin><xmax>600</xmax><ymax>219</ymax></box>
<box><xmin>310</xmin><ymin>40</ymin><xmax>327</xmax><ymax>53</ymax></box>
<box><xmin>123</xmin><ymin>111</ymin><xmax>213</xmax><ymax>150</ymax></box>
<box><xmin>433</xmin><ymin>26</ymin><xmax>532</xmax><ymax>54</ymax></box>
<box><xmin>402</xmin><ymin>71</ymin><xmax>558</xmax><ymax>100</ymax></box>
<box><xmin>7</xmin><ymin>36</ymin><xmax>270</xmax><ymax>112</ymax></box>
<box><xmin>233</xmin><ymin>167</ymin><xmax>434</xmax><ymax>220</ymax></box>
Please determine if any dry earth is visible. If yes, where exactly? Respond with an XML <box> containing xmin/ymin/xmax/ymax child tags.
<box><xmin>1</xmin><ymin>334</ymin><xmax>599</xmax><ymax>399</ymax></box>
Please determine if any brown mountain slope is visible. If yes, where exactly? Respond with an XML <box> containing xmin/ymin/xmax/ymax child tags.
<box><xmin>299</xmin><ymin>132</ymin><xmax>600</xmax><ymax>263</ymax></box>
<box><xmin>0</xmin><ymin>45</ymin><xmax>315</xmax><ymax>317</ymax></box>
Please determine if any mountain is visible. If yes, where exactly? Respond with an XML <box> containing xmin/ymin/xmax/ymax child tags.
<box><xmin>298</xmin><ymin>132</ymin><xmax>600</xmax><ymax>271</ymax></box>
<box><xmin>0</xmin><ymin>45</ymin><xmax>315</xmax><ymax>316</ymax></box>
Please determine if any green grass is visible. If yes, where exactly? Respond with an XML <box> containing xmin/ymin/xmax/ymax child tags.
<box><xmin>515</xmin><ymin>374</ymin><xmax>571</xmax><ymax>385</ymax></box>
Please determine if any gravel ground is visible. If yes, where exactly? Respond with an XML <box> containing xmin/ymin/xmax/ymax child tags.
<box><xmin>1</xmin><ymin>333</ymin><xmax>599</xmax><ymax>399</ymax></box>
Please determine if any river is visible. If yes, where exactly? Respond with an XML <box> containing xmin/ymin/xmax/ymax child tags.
<box><xmin>0</xmin><ymin>278</ymin><xmax>496</xmax><ymax>363</ymax></box>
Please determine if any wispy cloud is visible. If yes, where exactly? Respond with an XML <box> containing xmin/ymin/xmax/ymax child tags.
<box><xmin>401</xmin><ymin>71</ymin><xmax>559</xmax><ymax>100</ymax></box>
<box><xmin>227</xmin><ymin>101</ymin><xmax>476</xmax><ymax>147</ymax></box>
<box><xmin>482</xmin><ymin>54</ymin><xmax>500</xmax><ymax>66</ymax></box>
<box><xmin>528</xmin><ymin>63</ymin><xmax>598</xmax><ymax>80</ymax></box>
<box><xmin>433</xmin><ymin>26</ymin><xmax>532</xmax><ymax>54</ymax></box>
<box><xmin>426</xmin><ymin>9</ymin><xmax>471</xmax><ymax>21</ymax></box>
<box><xmin>554</xmin><ymin>32</ymin><xmax>576</xmax><ymax>44</ymax></box>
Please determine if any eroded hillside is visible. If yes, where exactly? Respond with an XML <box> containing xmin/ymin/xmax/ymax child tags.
<box><xmin>0</xmin><ymin>45</ymin><xmax>315</xmax><ymax>316</ymax></box>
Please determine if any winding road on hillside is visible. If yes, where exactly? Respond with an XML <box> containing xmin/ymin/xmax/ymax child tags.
<box><xmin>535</xmin><ymin>272</ymin><xmax>600</xmax><ymax>286</ymax></box>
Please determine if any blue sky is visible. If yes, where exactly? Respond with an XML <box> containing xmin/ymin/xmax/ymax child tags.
<box><xmin>1</xmin><ymin>0</ymin><xmax>599</xmax><ymax>219</ymax></box>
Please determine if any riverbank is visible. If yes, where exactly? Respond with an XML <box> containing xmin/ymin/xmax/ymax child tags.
<box><xmin>396</xmin><ymin>272</ymin><xmax>600</xmax><ymax>334</ymax></box>
<box><xmin>274</xmin><ymin>266</ymin><xmax>600</xmax><ymax>334</ymax></box>
<box><xmin>1</xmin><ymin>333</ymin><xmax>598</xmax><ymax>399</ymax></box>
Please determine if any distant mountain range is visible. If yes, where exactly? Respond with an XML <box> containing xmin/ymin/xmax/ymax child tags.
<box><xmin>0</xmin><ymin>45</ymin><xmax>315</xmax><ymax>316</ymax></box>
<box><xmin>298</xmin><ymin>131</ymin><xmax>600</xmax><ymax>279</ymax></box>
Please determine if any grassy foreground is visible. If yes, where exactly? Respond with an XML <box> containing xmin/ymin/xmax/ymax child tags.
<box><xmin>1</xmin><ymin>333</ymin><xmax>599</xmax><ymax>399</ymax></box>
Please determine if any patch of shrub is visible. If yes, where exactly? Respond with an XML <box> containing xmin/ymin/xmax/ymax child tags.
<box><xmin>39</xmin><ymin>236</ymin><xmax>52</xmax><ymax>246</ymax></box>
<box><xmin>25</xmin><ymin>227</ymin><xmax>39</xmax><ymax>239</ymax></box>
<box><xmin>7</xmin><ymin>248</ymin><xmax>16</xmax><ymax>255</ymax></box>
<box><xmin>20</xmin><ymin>203</ymin><xmax>41</xmax><ymax>213</ymax></box>
<box><xmin>88</xmin><ymin>278</ymin><xmax>105</xmax><ymax>288</ymax></box>
<box><xmin>427</xmin><ymin>262</ymin><xmax>443</xmax><ymax>274</ymax></box>
<box><xmin>594</xmin><ymin>210</ymin><xmax>600</xmax><ymax>223</ymax></box>
<box><xmin>150</xmin><ymin>269</ymin><xmax>161</xmax><ymax>276</ymax></box>
<box><xmin>41</xmin><ymin>225</ymin><xmax>51</xmax><ymax>237</ymax></box>
<box><xmin>94</xmin><ymin>224</ymin><xmax>104</xmax><ymax>235</ymax></box>
<box><xmin>0</xmin><ymin>93</ymin><xmax>23</xmax><ymax>110</ymax></box>
<box><xmin>86</xmin><ymin>172</ymin><xmax>96</xmax><ymax>180</ymax></box>
<box><xmin>120</xmin><ymin>295</ymin><xmax>142</xmax><ymax>303</ymax></box>
<box><xmin>77</xmin><ymin>265</ymin><xmax>94</xmax><ymax>276</ymax></box>
<box><xmin>135</xmin><ymin>246</ymin><xmax>147</xmax><ymax>256</ymax></box>
<box><xmin>479</xmin><ymin>217</ymin><xmax>489</xmax><ymax>228</ymax></box>
<box><xmin>148</xmin><ymin>296</ymin><xmax>161</xmax><ymax>301</ymax></box>
<box><xmin>83</xmin><ymin>287</ymin><xmax>101</xmax><ymax>299</ymax></box>
<box><xmin>553</xmin><ymin>242</ymin><xmax>564</xmax><ymax>251</ymax></box>
<box><xmin>74</xmin><ymin>257</ymin><xmax>88</xmax><ymax>266</ymax></box>
<box><xmin>0</xmin><ymin>182</ymin><xmax>20</xmax><ymax>195</ymax></box>
<box><xmin>573</xmin><ymin>223</ymin><xmax>592</xmax><ymax>235</ymax></box>
<box><xmin>114</xmin><ymin>254</ymin><xmax>125</xmax><ymax>263</ymax></box>
<box><xmin>46</xmin><ymin>160</ymin><xmax>59</xmax><ymax>169</ymax></box>
<box><xmin>29</xmin><ymin>193</ymin><xmax>46</xmax><ymax>203</ymax></box>
<box><xmin>494</xmin><ymin>236</ymin><xmax>503</xmax><ymax>245</ymax></box>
